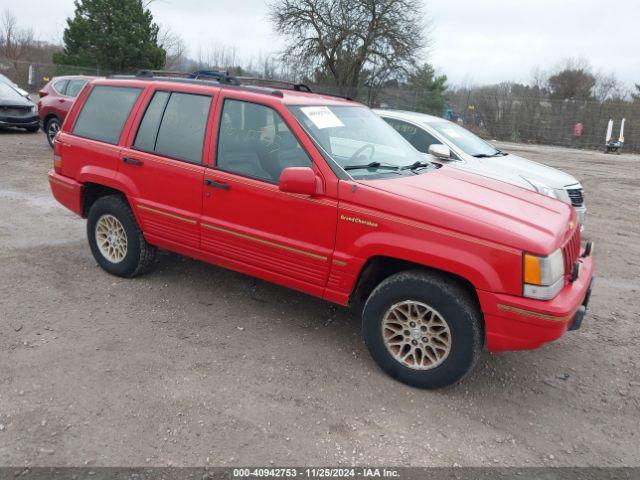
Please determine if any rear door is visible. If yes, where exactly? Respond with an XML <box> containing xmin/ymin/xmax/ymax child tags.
<box><xmin>120</xmin><ymin>86</ymin><xmax>215</xmax><ymax>249</ymax></box>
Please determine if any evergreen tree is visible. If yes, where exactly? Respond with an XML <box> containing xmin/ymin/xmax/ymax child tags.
<box><xmin>407</xmin><ymin>63</ymin><xmax>448</xmax><ymax>115</ymax></box>
<box><xmin>53</xmin><ymin>0</ymin><xmax>165</xmax><ymax>73</ymax></box>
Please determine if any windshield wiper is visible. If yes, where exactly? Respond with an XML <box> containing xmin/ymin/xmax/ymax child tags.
<box><xmin>344</xmin><ymin>161</ymin><xmax>400</xmax><ymax>171</ymax></box>
<box><xmin>473</xmin><ymin>150</ymin><xmax>508</xmax><ymax>158</ymax></box>
<box><xmin>400</xmin><ymin>161</ymin><xmax>431</xmax><ymax>171</ymax></box>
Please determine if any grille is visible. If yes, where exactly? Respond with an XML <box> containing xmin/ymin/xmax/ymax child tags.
<box><xmin>0</xmin><ymin>106</ymin><xmax>32</xmax><ymax>118</ymax></box>
<box><xmin>562</xmin><ymin>226</ymin><xmax>581</xmax><ymax>277</ymax></box>
<box><xmin>567</xmin><ymin>188</ymin><xmax>584</xmax><ymax>207</ymax></box>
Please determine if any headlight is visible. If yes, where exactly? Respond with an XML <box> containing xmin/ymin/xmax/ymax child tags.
<box><xmin>523</xmin><ymin>177</ymin><xmax>558</xmax><ymax>199</ymax></box>
<box><xmin>523</xmin><ymin>249</ymin><xmax>565</xmax><ymax>300</ymax></box>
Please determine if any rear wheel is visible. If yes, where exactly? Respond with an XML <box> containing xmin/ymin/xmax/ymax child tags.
<box><xmin>362</xmin><ymin>270</ymin><xmax>483</xmax><ymax>389</ymax></box>
<box><xmin>87</xmin><ymin>195</ymin><xmax>156</xmax><ymax>277</ymax></box>
<box><xmin>45</xmin><ymin>117</ymin><xmax>60</xmax><ymax>147</ymax></box>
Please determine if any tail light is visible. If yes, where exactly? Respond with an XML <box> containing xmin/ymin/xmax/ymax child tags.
<box><xmin>53</xmin><ymin>139</ymin><xmax>62</xmax><ymax>173</ymax></box>
<box><xmin>39</xmin><ymin>89</ymin><xmax>48</xmax><ymax>98</ymax></box>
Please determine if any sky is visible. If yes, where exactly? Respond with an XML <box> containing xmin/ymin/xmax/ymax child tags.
<box><xmin>6</xmin><ymin>0</ymin><xmax>640</xmax><ymax>88</ymax></box>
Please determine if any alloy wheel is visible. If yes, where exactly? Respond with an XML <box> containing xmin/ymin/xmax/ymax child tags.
<box><xmin>95</xmin><ymin>214</ymin><xmax>128</xmax><ymax>263</ymax></box>
<box><xmin>381</xmin><ymin>300</ymin><xmax>452</xmax><ymax>370</ymax></box>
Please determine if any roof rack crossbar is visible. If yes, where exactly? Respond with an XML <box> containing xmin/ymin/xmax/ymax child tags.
<box><xmin>188</xmin><ymin>70</ymin><xmax>241</xmax><ymax>85</ymax></box>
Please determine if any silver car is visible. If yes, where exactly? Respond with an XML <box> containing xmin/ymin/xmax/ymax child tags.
<box><xmin>375</xmin><ymin>109</ymin><xmax>587</xmax><ymax>226</ymax></box>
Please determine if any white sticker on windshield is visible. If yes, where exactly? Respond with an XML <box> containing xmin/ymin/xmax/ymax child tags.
<box><xmin>442</xmin><ymin>128</ymin><xmax>462</xmax><ymax>139</ymax></box>
<box><xmin>301</xmin><ymin>106</ymin><xmax>344</xmax><ymax>129</ymax></box>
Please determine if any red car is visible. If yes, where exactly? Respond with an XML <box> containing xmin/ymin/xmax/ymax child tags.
<box><xmin>38</xmin><ymin>75</ymin><xmax>93</xmax><ymax>147</ymax></box>
<box><xmin>48</xmin><ymin>74</ymin><xmax>594</xmax><ymax>388</ymax></box>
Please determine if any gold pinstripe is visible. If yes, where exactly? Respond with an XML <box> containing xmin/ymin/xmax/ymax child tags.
<box><xmin>49</xmin><ymin>177</ymin><xmax>75</xmax><ymax>190</ymax></box>
<box><xmin>201</xmin><ymin>223</ymin><xmax>328</xmax><ymax>261</ymax></box>
<box><xmin>497</xmin><ymin>304</ymin><xmax>571</xmax><ymax>322</ymax></box>
<box><xmin>137</xmin><ymin>204</ymin><xmax>198</xmax><ymax>224</ymax></box>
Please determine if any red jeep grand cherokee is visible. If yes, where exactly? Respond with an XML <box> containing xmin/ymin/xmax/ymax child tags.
<box><xmin>48</xmin><ymin>74</ymin><xmax>594</xmax><ymax>388</ymax></box>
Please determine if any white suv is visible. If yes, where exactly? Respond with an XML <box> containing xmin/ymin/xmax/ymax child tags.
<box><xmin>375</xmin><ymin>109</ymin><xmax>587</xmax><ymax>226</ymax></box>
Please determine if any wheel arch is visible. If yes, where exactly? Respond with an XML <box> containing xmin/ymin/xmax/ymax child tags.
<box><xmin>43</xmin><ymin>113</ymin><xmax>60</xmax><ymax>125</ymax></box>
<box><xmin>82</xmin><ymin>182</ymin><xmax>131</xmax><ymax>218</ymax></box>
<box><xmin>349</xmin><ymin>255</ymin><xmax>481</xmax><ymax>315</ymax></box>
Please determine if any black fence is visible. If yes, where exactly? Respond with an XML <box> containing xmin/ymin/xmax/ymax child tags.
<box><xmin>2</xmin><ymin>61</ymin><xmax>637</xmax><ymax>153</ymax></box>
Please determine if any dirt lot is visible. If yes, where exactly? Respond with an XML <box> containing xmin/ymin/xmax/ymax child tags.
<box><xmin>0</xmin><ymin>130</ymin><xmax>639</xmax><ymax>467</ymax></box>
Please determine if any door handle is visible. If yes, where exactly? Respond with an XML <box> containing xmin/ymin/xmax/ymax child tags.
<box><xmin>122</xmin><ymin>157</ymin><xmax>143</xmax><ymax>166</ymax></box>
<box><xmin>204</xmin><ymin>179</ymin><xmax>230</xmax><ymax>190</ymax></box>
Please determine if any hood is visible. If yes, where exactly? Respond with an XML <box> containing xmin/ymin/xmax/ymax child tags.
<box><xmin>460</xmin><ymin>153</ymin><xmax>580</xmax><ymax>190</ymax></box>
<box><xmin>0</xmin><ymin>95</ymin><xmax>34</xmax><ymax>108</ymax></box>
<box><xmin>360</xmin><ymin>166</ymin><xmax>573</xmax><ymax>255</ymax></box>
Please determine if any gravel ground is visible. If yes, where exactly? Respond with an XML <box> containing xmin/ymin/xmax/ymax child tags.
<box><xmin>0</xmin><ymin>130</ymin><xmax>638</xmax><ymax>467</ymax></box>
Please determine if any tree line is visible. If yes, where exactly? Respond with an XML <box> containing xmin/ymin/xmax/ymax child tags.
<box><xmin>1</xmin><ymin>0</ymin><xmax>639</xmax><ymax>131</ymax></box>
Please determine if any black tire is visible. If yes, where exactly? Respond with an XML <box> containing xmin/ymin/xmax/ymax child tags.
<box><xmin>87</xmin><ymin>195</ymin><xmax>157</xmax><ymax>278</ymax></box>
<box><xmin>45</xmin><ymin>117</ymin><xmax>60</xmax><ymax>147</ymax></box>
<box><xmin>25</xmin><ymin>125</ymin><xmax>40</xmax><ymax>133</ymax></box>
<box><xmin>362</xmin><ymin>270</ymin><xmax>483</xmax><ymax>389</ymax></box>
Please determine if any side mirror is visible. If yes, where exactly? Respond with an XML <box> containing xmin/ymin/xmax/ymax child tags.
<box><xmin>428</xmin><ymin>144</ymin><xmax>452</xmax><ymax>160</ymax></box>
<box><xmin>279</xmin><ymin>167</ymin><xmax>319</xmax><ymax>196</ymax></box>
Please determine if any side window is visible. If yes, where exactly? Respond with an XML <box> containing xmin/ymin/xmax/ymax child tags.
<box><xmin>73</xmin><ymin>85</ymin><xmax>142</xmax><ymax>145</ymax></box>
<box><xmin>217</xmin><ymin>99</ymin><xmax>311</xmax><ymax>183</ymax></box>
<box><xmin>53</xmin><ymin>79</ymin><xmax>68</xmax><ymax>95</ymax></box>
<box><xmin>152</xmin><ymin>92</ymin><xmax>211</xmax><ymax>164</ymax></box>
<box><xmin>133</xmin><ymin>91</ymin><xmax>170</xmax><ymax>152</ymax></box>
<box><xmin>65</xmin><ymin>79</ymin><xmax>87</xmax><ymax>97</ymax></box>
<box><xmin>384</xmin><ymin>118</ymin><xmax>439</xmax><ymax>153</ymax></box>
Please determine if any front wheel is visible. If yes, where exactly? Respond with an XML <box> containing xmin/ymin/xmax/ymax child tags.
<box><xmin>362</xmin><ymin>270</ymin><xmax>483</xmax><ymax>389</ymax></box>
<box><xmin>87</xmin><ymin>195</ymin><xmax>157</xmax><ymax>277</ymax></box>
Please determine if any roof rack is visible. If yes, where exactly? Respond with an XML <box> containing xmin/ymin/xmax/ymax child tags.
<box><xmin>236</xmin><ymin>76</ymin><xmax>312</xmax><ymax>93</ymax></box>
<box><xmin>188</xmin><ymin>70</ymin><xmax>241</xmax><ymax>85</ymax></box>
<box><xmin>106</xmin><ymin>70</ymin><xmax>353</xmax><ymax>102</ymax></box>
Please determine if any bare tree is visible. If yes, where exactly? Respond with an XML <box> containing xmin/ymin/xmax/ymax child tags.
<box><xmin>159</xmin><ymin>26</ymin><xmax>187</xmax><ymax>70</ymax></box>
<box><xmin>593</xmin><ymin>72</ymin><xmax>627</xmax><ymax>102</ymax></box>
<box><xmin>269</xmin><ymin>0</ymin><xmax>427</xmax><ymax>97</ymax></box>
<box><xmin>547</xmin><ymin>58</ymin><xmax>596</xmax><ymax>100</ymax></box>
<box><xmin>0</xmin><ymin>10</ymin><xmax>35</xmax><ymax>74</ymax></box>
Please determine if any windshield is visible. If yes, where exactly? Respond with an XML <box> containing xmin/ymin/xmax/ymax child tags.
<box><xmin>289</xmin><ymin>105</ymin><xmax>428</xmax><ymax>178</ymax></box>
<box><xmin>429</xmin><ymin>121</ymin><xmax>502</xmax><ymax>157</ymax></box>
<box><xmin>0</xmin><ymin>82</ymin><xmax>25</xmax><ymax>101</ymax></box>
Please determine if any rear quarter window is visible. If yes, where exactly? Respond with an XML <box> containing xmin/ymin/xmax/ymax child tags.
<box><xmin>73</xmin><ymin>85</ymin><xmax>142</xmax><ymax>145</ymax></box>
<box><xmin>65</xmin><ymin>79</ymin><xmax>87</xmax><ymax>98</ymax></box>
<box><xmin>53</xmin><ymin>80</ymin><xmax>68</xmax><ymax>94</ymax></box>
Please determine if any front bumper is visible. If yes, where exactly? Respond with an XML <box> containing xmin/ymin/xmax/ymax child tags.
<box><xmin>478</xmin><ymin>247</ymin><xmax>594</xmax><ymax>352</ymax></box>
<box><xmin>0</xmin><ymin>115</ymin><xmax>39</xmax><ymax>129</ymax></box>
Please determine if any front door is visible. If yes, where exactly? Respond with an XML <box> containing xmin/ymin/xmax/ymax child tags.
<box><xmin>200</xmin><ymin>97</ymin><xmax>337</xmax><ymax>294</ymax></box>
<box><xmin>120</xmin><ymin>88</ymin><xmax>214</xmax><ymax>248</ymax></box>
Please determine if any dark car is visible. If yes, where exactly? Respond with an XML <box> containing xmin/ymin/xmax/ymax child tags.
<box><xmin>38</xmin><ymin>75</ymin><xmax>93</xmax><ymax>146</ymax></box>
<box><xmin>0</xmin><ymin>82</ymin><xmax>39</xmax><ymax>133</ymax></box>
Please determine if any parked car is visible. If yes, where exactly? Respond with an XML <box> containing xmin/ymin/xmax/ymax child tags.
<box><xmin>0</xmin><ymin>81</ymin><xmax>39</xmax><ymax>132</ymax></box>
<box><xmin>0</xmin><ymin>73</ymin><xmax>29</xmax><ymax>97</ymax></box>
<box><xmin>38</xmin><ymin>75</ymin><xmax>92</xmax><ymax>147</ymax></box>
<box><xmin>48</xmin><ymin>74</ymin><xmax>594</xmax><ymax>389</ymax></box>
<box><xmin>375</xmin><ymin>109</ymin><xmax>587</xmax><ymax>226</ymax></box>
